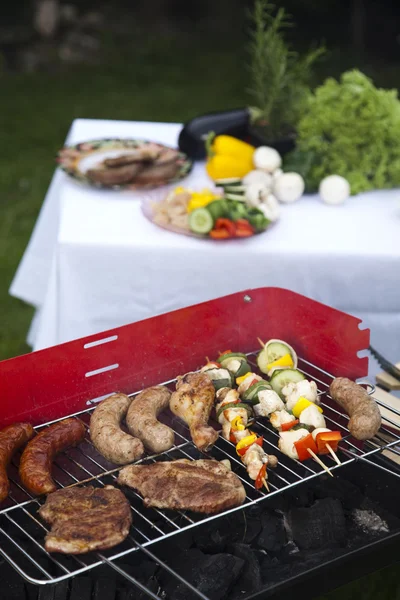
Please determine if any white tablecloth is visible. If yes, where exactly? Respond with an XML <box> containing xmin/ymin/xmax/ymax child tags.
<box><xmin>10</xmin><ymin>119</ymin><xmax>400</xmax><ymax>381</ymax></box>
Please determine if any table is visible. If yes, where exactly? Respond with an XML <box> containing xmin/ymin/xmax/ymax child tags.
<box><xmin>10</xmin><ymin>119</ymin><xmax>400</xmax><ymax>381</ymax></box>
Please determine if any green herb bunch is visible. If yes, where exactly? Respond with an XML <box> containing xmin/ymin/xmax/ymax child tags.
<box><xmin>248</xmin><ymin>0</ymin><xmax>324</xmax><ymax>139</ymax></box>
<box><xmin>288</xmin><ymin>69</ymin><xmax>400</xmax><ymax>194</ymax></box>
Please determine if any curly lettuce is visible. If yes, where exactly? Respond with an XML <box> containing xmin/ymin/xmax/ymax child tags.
<box><xmin>286</xmin><ymin>70</ymin><xmax>400</xmax><ymax>194</ymax></box>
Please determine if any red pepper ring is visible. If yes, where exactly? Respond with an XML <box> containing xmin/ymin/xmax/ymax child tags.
<box><xmin>237</xmin><ymin>436</ymin><xmax>263</xmax><ymax>457</ymax></box>
<box><xmin>255</xmin><ymin>464</ymin><xmax>267</xmax><ymax>489</ymax></box>
<box><xmin>293</xmin><ymin>433</ymin><xmax>318</xmax><ymax>462</ymax></box>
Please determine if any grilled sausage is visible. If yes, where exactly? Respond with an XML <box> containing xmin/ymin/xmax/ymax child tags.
<box><xmin>134</xmin><ymin>161</ymin><xmax>179</xmax><ymax>185</ymax></box>
<box><xmin>19</xmin><ymin>418</ymin><xmax>85</xmax><ymax>496</ymax></box>
<box><xmin>0</xmin><ymin>423</ymin><xmax>34</xmax><ymax>503</ymax></box>
<box><xmin>103</xmin><ymin>148</ymin><xmax>160</xmax><ymax>168</ymax></box>
<box><xmin>126</xmin><ymin>386</ymin><xmax>174</xmax><ymax>453</ymax></box>
<box><xmin>330</xmin><ymin>377</ymin><xmax>382</xmax><ymax>440</ymax></box>
<box><xmin>90</xmin><ymin>394</ymin><xmax>144</xmax><ymax>465</ymax></box>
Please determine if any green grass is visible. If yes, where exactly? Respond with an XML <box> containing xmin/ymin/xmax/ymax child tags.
<box><xmin>0</xmin><ymin>31</ymin><xmax>399</xmax><ymax>599</ymax></box>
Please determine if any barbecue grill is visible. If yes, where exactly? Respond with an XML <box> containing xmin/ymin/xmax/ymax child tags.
<box><xmin>0</xmin><ymin>287</ymin><xmax>399</xmax><ymax>600</ymax></box>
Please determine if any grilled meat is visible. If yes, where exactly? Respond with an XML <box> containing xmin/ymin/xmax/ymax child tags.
<box><xmin>134</xmin><ymin>160</ymin><xmax>179</xmax><ymax>185</ymax></box>
<box><xmin>118</xmin><ymin>459</ymin><xmax>246</xmax><ymax>513</ymax></box>
<box><xmin>330</xmin><ymin>377</ymin><xmax>381</xmax><ymax>440</ymax></box>
<box><xmin>170</xmin><ymin>372</ymin><xmax>218</xmax><ymax>451</ymax></box>
<box><xmin>103</xmin><ymin>147</ymin><xmax>161</xmax><ymax>168</ymax></box>
<box><xmin>126</xmin><ymin>386</ymin><xmax>174</xmax><ymax>453</ymax></box>
<box><xmin>86</xmin><ymin>163</ymin><xmax>144</xmax><ymax>186</ymax></box>
<box><xmin>39</xmin><ymin>485</ymin><xmax>132</xmax><ymax>554</ymax></box>
<box><xmin>90</xmin><ymin>393</ymin><xmax>144</xmax><ymax>465</ymax></box>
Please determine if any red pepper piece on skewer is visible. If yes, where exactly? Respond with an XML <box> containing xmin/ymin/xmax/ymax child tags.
<box><xmin>294</xmin><ymin>433</ymin><xmax>318</xmax><ymax>461</ymax></box>
<box><xmin>315</xmin><ymin>431</ymin><xmax>342</xmax><ymax>455</ymax></box>
<box><xmin>255</xmin><ymin>464</ymin><xmax>267</xmax><ymax>489</ymax></box>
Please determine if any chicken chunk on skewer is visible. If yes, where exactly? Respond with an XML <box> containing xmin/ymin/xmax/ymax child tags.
<box><xmin>242</xmin><ymin>443</ymin><xmax>278</xmax><ymax>480</ymax></box>
<box><xmin>254</xmin><ymin>390</ymin><xmax>285</xmax><ymax>418</ymax></box>
<box><xmin>283</xmin><ymin>380</ymin><xmax>318</xmax><ymax>411</ymax></box>
<box><xmin>170</xmin><ymin>372</ymin><xmax>218</xmax><ymax>451</ymax></box>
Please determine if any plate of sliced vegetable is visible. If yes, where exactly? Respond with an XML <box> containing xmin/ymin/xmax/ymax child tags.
<box><xmin>141</xmin><ymin>181</ymin><xmax>277</xmax><ymax>240</ymax></box>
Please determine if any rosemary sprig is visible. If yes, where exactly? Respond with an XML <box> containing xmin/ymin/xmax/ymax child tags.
<box><xmin>247</xmin><ymin>0</ymin><xmax>324</xmax><ymax>139</ymax></box>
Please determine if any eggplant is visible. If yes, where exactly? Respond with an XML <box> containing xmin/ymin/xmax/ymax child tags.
<box><xmin>178</xmin><ymin>107</ymin><xmax>258</xmax><ymax>160</ymax></box>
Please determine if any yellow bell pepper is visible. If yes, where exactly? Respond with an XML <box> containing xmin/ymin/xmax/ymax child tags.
<box><xmin>267</xmin><ymin>353</ymin><xmax>294</xmax><ymax>372</ymax></box>
<box><xmin>292</xmin><ymin>397</ymin><xmax>323</xmax><ymax>418</ymax></box>
<box><xmin>236</xmin><ymin>372</ymin><xmax>254</xmax><ymax>385</ymax></box>
<box><xmin>187</xmin><ymin>189</ymin><xmax>219</xmax><ymax>212</ymax></box>
<box><xmin>236</xmin><ymin>433</ymin><xmax>258</xmax><ymax>455</ymax></box>
<box><xmin>230</xmin><ymin>416</ymin><xmax>245</xmax><ymax>431</ymax></box>
<box><xmin>205</xmin><ymin>134</ymin><xmax>255</xmax><ymax>181</ymax></box>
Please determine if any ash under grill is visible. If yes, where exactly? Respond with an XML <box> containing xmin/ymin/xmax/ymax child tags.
<box><xmin>0</xmin><ymin>352</ymin><xmax>399</xmax><ymax>599</ymax></box>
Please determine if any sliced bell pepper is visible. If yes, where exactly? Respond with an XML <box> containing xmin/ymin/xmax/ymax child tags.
<box><xmin>267</xmin><ymin>353</ymin><xmax>294</xmax><ymax>372</ymax></box>
<box><xmin>230</xmin><ymin>415</ymin><xmax>245</xmax><ymax>431</ymax></box>
<box><xmin>236</xmin><ymin>433</ymin><xmax>257</xmax><ymax>455</ymax></box>
<box><xmin>236</xmin><ymin>372</ymin><xmax>254</xmax><ymax>385</ymax></box>
<box><xmin>255</xmin><ymin>464</ymin><xmax>267</xmax><ymax>490</ymax></box>
<box><xmin>237</xmin><ymin>435</ymin><xmax>263</xmax><ymax>457</ymax></box>
<box><xmin>294</xmin><ymin>433</ymin><xmax>318</xmax><ymax>461</ymax></box>
<box><xmin>315</xmin><ymin>431</ymin><xmax>342</xmax><ymax>455</ymax></box>
<box><xmin>210</xmin><ymin>228</ymin><xmax>231</xmax><ymax>239</ymax></box>
<box><xmin>216</xmin><ymin>218</ymin><xmax>236</xmax><ymax>237</ymax></box>
<box><xmin>234</xmin><ymin>218</ymin><xmax>254</xmax><ymax>238</ymax></box>
<box><xmin>280</xmin><ymin>418</ymin><xmax>299</xmax><ymax>432</ymax></box>
<box><xmin>229</xmin><ymin>431</ymin><xmax>237</xmax><ymax>443</ymax></box>
<box><xmin>292</xmin><ymin>397</ymin><xmax>323</xmax><ymax>418</ymax></box>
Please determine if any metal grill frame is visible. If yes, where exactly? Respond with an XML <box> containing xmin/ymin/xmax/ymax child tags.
<box><xmin>0</xmin><ymin>351</ymin><xmax>399</xmax><ymax>598</ymax></box>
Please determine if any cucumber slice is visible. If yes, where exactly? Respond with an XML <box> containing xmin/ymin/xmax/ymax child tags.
<box><xmin>267</xmin><ymin>341</ymin><xmax>294</xmax><ymax>363</ymax></box>
<box><xmin>217</xmin><ymin>352</ymin><xmax>247</xmax><ymax>362</ymax></box>
<box><xmin>257</xmin><ymin>348</ymin><xmax>270</xmax><ymax>374</ymax></box>
<box><xmin>225</xmin><ymin>193</ymin><xmax>246</xmax><ymax>202</ymax></box>
<box><xmin>270</xmin><ymin>369</ymin><xmax>305</xmax><ymax>398</ymax></box>
<box><xmin>215</xmin><ymin>178</ymin><xmax>242</xmax><ymax>186</ymax></box>
<box><xmin>189</xmin><ymin>207</ymin><xmax>214</xmax><ymax>234</ymax></box>
<box><xmin>243</xmin><ymin>381</ymin><xmax>271</xmax><ymax>402</ymax></box>
<box><xmin>216</xmin><ymin>402</ymin><xmax>253</xmax><ymax>420</ymax></box>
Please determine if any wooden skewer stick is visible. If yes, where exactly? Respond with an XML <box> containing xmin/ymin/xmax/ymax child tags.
<box><xmin>257</xmin><ymin>337</ymin><xmax>265</xmax><ymax>349</ymax></box>
<box><xmin>326</xmin><ymin>443</ymin><xmax>341</xmax><ymax>465</ymax></box>
<box><xmin>307</xmin><ymin>448</ymin><xmax>334</xmax><ymax>477</ymax></box>
<box><xmin>205</xmin><ymin>356</ymin><xmax>210</xmax><ymax>364</ymax></box>
<box><xmin>262</xmin><ymin>478</ymin><xmax>270</xmax><ymax>492</ymax></box>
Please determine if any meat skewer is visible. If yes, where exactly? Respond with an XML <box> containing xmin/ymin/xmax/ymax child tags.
<box><xmin>215</xmin><ymin>388</ymin><xmax>278</xmax><ymax>490</ymax></box>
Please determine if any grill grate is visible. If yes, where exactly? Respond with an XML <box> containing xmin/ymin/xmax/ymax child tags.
<box><xmin>0</xmin><ymin>352</ymin><xmax>399</xmax><ymax>598</ymax></box>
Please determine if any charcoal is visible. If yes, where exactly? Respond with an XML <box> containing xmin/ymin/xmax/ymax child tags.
<box><xmin>226</xmin><ymin>543</ymin><xmax>262</xmax><ymax>596</ymax></box>
<box><xmin>69</xmin><ymin>577</ymin><xmax>92</xmax><ymax>600</ymax></box>
<box><xmin>2</xmin><ymin>561</ymin><xmax>29</xmax><ymax>600</ymax></box>
<box><xmin>232</xmin><ymin>516</ymin><xmax>262</xmax><ymax>545</ymax></box>
<box><xmin>38</xmin><ymin>587</ymin><xmax>55</xmax><ymax>600</ymax></box>
<box><xmin>93</xmin><ymin>576</ymin><xmax>117</xmax><ymax>600</ymax></box>
<box><xmin>313</xmin><ymin>476</ymin><xmax>363</xmax><ymax>510</ymax></box>
<box><xmin>257</xmin><ymin>511</ymin><xmax>286</xmax><ymax>553</ymax></box>
<box><xmin>288</xmin><ymin>498</ymin><xmax>346</xmax><ymax>550</ymax></box>
<box><xmin>259</xmin><ymin>555</ymin><xmax>292</xmax><ymax>586</ymax></box>
<box><xmin>193</xmin><ymin>517</ymin><xmax>232</xmax><ymax>553</ymax></box>
<box><xmin>119</xmin><ymin>577</ymin><xmax>160</xmax><ymax>600</ymax></box>
<box><xmin>53</xmin><ymin>582</ymin><xmax>69</xmax><ymax>600</ymax></box>
<box><xmin>162</xmin><ymin>549</ymin><xmax>244</xmax><ymax>600</ymax></box>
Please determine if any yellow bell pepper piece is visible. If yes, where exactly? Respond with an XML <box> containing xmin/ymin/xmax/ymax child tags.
<box><xmin>186</xmin><ymin>189</ymin><xmax>219</xmax><ymax>212</ymax></box>
<box><xmin>267</xmin><ymin>353</ymin><xmax>294</xmax><ymax>371</ymax></box>
<box><xmin>231</xmin><ymin>416</ymin><xmax>245</xmax><ymax>431</ymax></box>
<box><xmin>206</xmin><ymin>155</ymin><xmax>253</xmax><ymax>181</ymax></box>
<box><xmin>236</xmin><ymin>372</ymin><xmax>253</xmax><ymax>385</ymax></box>
<box><xmin>211</xmin><ymin>135</ymin><xmax>255</xmax><ymax>163</ymax></box>
<box><xmin>236</xmin><ymin>433</ymin><xmax>257</xmax><ymax>455</ymax></box>
<box><xmin>292</xmin><ymin>397</ymin><xmax>323</xmax><ymax>418</ymax></box>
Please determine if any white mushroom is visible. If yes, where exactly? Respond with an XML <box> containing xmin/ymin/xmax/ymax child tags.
<box><xmin>242</xmin><ymin>170</ymin><xmax>273</xmax><ymax>188</ymax></box>
<box><xmin>245</xmin><ymin>182</ymin><xmax>269</xmax><ymax>207</ymax></box>
<box><xmin>254</xmin><ymin>389</ymin><xmax>285</xmax><ymax>417</ymax></box>
<box><xmin>258</xmin><ymin>193</ymin><xmax>280</xmax><ymax>222</ymax></box>
<box><xmin>278</xmin><ymin>428</ymin><xmax>310</xmax><ymax>460</ymax></box>
<box><xmin>273</xmin><ymin>168</ymin><xmax>283</xmax><ymax>180</ymax></box>
<box><xmin>273</xmin><ymin>172</ymin><xmax>305</xmax><ymax>203</ymax></box>
<box><xmin>282</xmin><ymin>380</ymin><xmax>318</xmax><ymax>411</ymax></box>
<box><xmin>299</xmin><ymin>404</ymin><xmax>326</xmax><ymax>429</ymax></box>
<box><xmin>319</xmin><ymin>175</ymin><xmax>350</xmax><ymax>205</ymax></box>
<box><xmin>253</xmin><ymin>146</ymin><xmax>282</xmax><ymax>172</ymax></box>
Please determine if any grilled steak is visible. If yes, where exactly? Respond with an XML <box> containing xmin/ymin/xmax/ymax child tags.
<box><xmin>118</xmin><ymin>459</ymin><xmax>246</xmax><ymax>514</ymax></box>
<box><xmin>86</xmin><ymin>163</ymin><xmax>144</xmax><ymax>186</ymax></box>
<box><xmin>38</xmin><ymin>485</ymin><xmax>132</xmax><ymax>554</ymax></box>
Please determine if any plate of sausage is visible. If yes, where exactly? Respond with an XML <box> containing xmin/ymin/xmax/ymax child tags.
<box><xmin>57</xmin><ymin>138</ymin><xmax>192</xmax><ymax>190</ymax></box>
